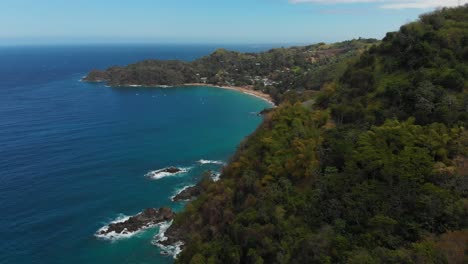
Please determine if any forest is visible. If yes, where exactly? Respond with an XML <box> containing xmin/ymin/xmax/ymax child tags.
<box><xmin>167</xmin><ymin>5</ymin><xmax>468</xmax><ymax>264</ymax></box>
<box><xmin>84</xmin><ymin>39</ymin><xmax>377</xmax><ymax>103</ymax></box>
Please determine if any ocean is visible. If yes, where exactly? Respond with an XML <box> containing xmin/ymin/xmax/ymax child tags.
<box><xmin>0</xmin><ymin>44</ymin><xmax>273</xmax><ymax>264</ymax></box>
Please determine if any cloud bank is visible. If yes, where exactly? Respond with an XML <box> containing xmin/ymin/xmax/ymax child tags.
<box><xmin>290</xmin><ymin>0</ymin><xmax>465</xmax><ymax>9</ymax></box>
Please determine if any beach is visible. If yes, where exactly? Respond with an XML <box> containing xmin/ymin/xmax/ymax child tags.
<box><xmin>81</xmin><ymin>80</ymin><xmax>277</xmax><ymax>107</ymax></box>
<box><xmin>183</xmin><ymin>83</ymin><xmax>276</xmax><ymax>106</ymax></box>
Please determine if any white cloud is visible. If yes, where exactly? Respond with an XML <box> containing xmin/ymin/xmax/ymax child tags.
<box><xmin>290</xmin><ymin>0</ymin><xmax>466</xmax><ymax>9</ymax></box>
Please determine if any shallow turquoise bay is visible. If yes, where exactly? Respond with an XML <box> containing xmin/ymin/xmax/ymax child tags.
<box><xmin>0</xmin><ymin>45</ymin><xmax>271</xmax><ymax>264</ymax></box>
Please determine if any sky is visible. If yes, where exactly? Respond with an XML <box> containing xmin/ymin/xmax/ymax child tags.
<box><xmin>0</xmin><ymin>0</ymin><xmax>466</xmax><ymax>45</ymax></box>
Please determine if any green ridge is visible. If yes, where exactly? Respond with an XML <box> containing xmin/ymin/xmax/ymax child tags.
<box><xmin>169</xmin><ymin>6</ymin><xmax>468</xmax><ymax>264</ymax></box>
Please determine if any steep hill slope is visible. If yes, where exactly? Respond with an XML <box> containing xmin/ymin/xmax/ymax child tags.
<box><xmin>327</xmin><ymin>6</ymin><xmax>468</xmax><ymax>127</ymax></box>
<box><xmin>166</xmin><ymin>6</ymin><xmax>468</xmax><ymax>264</ymax></box>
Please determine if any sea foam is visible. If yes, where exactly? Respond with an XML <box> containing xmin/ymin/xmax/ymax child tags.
<box><xmin>94</xmin><ymin>214</ymin><xmax>143</xmax><ymax>240</ymax></box>
<box><xmin>197</xmin><ymin>159</ymin><xmax>225</xmax><ymax>165</ymax></box>
<box><xmin>152</xmin><ymin>220</ymin><xmax>184</xmax><ymax>259</ymax></box>
<box><xmin>212</xmin><ymin>172</ymin><xmax>221</xmax><ymax>182</ymax></box>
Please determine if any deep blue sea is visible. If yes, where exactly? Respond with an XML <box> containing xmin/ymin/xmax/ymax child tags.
<box><xmin>0</xmin><ymin>44</ymin><xmax>272</xmax><ymax>264</ymax></box>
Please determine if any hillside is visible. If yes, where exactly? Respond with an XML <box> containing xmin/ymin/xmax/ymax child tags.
<box><xmin>164</xmin><ymin>6</ymin><xmax>468</xmax><ymax>264</ymax></box>
<box><xmin>84</xmin><ymin>39</ymin><xmax>377</xmax><ymax>103</ymax></box>
<box><xmin>327</xmin><ymin>6</ymin><xmax>468</xmax><ymax>127</ymax></box>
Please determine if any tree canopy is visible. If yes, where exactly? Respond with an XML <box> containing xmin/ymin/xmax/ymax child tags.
<box><xmin>169</xmin><ymin>6</ymin><xmax>468</xmax><ymax>264</ymax></box>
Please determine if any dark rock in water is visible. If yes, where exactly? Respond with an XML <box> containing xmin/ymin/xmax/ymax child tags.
<box><xmin>172</xmin><ymin>170</ymin><xmax>218</xmax><ymax>202</ymax></box>
<box><xmin>146</xmin><ymin>167</ymin><xmax>183</xmax><ymax>179</ymax></box>
<box><xmin>259</xmin><ymin>108</ymin><xmax>272</xmax><ymax>115</ymax></box>
<box><xmin>158</xmin><ymin>223</ymin><xmax>185</xmax><ymax>247</ymax></box>
<box><xmin>99</xmin><ymin>208</ymin><xmax>175</xmax><ymax>235</ymax></box>
<box><xmin>172</xmin><ymin>185</ymin><xmax>202</xmax><ymax>202</ymax></box>
<box><xmin>163</xmin><ymin>167</ymin><xmax>182</xmax><ymax>174</ymax></box>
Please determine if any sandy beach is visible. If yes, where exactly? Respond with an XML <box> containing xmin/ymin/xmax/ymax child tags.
<box><xmin>83</xmin><ymin>78</ymin><xmax>277</xmax><ymax>106</ymax></box>
<box><xmin>183</xmin><ymin>83</ymin><xmax>276</xmax><ymax>106</ymax></box>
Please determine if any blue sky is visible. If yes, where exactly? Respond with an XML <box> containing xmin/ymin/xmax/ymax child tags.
<box><xmin>0</xmin><ymin>0</ymin><xmax>465</xmax><ymax>44</ymax></box>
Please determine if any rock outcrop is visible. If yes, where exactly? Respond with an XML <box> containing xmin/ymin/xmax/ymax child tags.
<box><xmin>157</xmin><ymin>223</ymin><xmax>186</xmax><ymax>247</ymax></box>
<box><xmin>172</xmin><ymin>185</ymin><xmax>202</xmax><ymax>202</ymax></box>
<box><xmin>160</xmin><ymin>167</ymin><xmax>182</xmax><ymax>174</ymax></box>
<box><xmin>98</xmin><ymin>208</ymin><xmax>175</xmax><ymax>236</ymax></box>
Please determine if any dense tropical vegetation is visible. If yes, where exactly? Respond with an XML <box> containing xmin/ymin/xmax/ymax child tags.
<box><xmin>165</xmin><ymin>6</ymin><xmax>468</xmax><ymax>264</ymax></box>
<box><xmin>84</xmin><ymin>39</ymin><xmax>377</xmax><ymax>103</ymax></box>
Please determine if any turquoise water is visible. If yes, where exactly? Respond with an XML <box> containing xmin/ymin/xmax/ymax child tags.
<box><xmin>0</xmin><ymin>45</ymin><xmax>271</xmax><ymax>264</ymax></box>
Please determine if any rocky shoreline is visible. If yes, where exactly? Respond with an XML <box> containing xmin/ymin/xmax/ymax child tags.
<box><xmin>156</xmin><ymin>222</ymin><xmax>186</xmax><ymax>247</ymax></box>
<box><xmin>95</xmin><ymin>166</ymin><xmax>220</xmax><ymax>257</ymax></box>
<box><xmin>97</xmin><ymin>208</ymin><xmax>175</xmax><ymax>237</ymax></box>
<box><xmin>172</xmin><ymin>184</ymin><xmax>202</xmax><ymax>202</ymax></box>
<box><xmin>159</xmin><ymin>172</ymin><xmax>217</xmax><ymax>251</ymax></box>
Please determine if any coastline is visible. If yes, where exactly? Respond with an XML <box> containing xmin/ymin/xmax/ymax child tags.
<box><xmin>83</xmin><ymin>77</ymin><xmax>276</xmax><ymax>106</ymax></box>
<box><xmin>182</xmin><ymin>83</ymin><xmax>276</xmax><ymax>106</ymax></box>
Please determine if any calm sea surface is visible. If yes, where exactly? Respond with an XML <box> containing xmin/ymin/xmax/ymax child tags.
<box><xmin>0</xmin><ymin>44</ymin><xmax>272</xmax><ymax>264</ymax></box>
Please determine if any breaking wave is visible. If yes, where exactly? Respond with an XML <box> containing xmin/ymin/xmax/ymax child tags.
<box><xmin>145</xmin><ymin>167</ymin><xmax>192</xmax><ymax>180</ymax></box>
<box><xmin>152</xmin><ymin>221</ymin><xmax>184</xmax><ymax>259</ymax></box>
<box><xmin>197</xmin><ymin>159</ymin><xmax>225</xmax><ymax>165</ymax></box>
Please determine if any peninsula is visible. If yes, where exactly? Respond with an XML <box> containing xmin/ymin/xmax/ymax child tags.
<box><xmin>83</xmin><ymin>39</ymin><xmax>378</xmax><ymax>105</ymax></box>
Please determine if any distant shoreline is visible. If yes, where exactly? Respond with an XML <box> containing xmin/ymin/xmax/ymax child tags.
<box><xmin>85</xmin><ymin>78</ymin><xmax>277</xmax><ymax>106</ymax></box>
